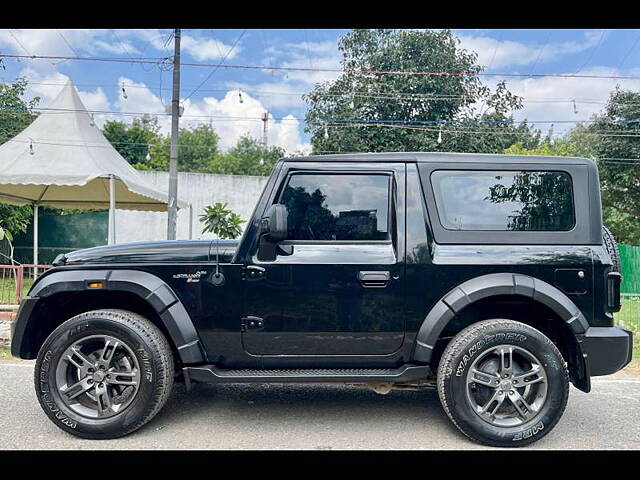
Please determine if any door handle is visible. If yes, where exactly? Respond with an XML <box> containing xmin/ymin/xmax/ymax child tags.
<box><xmin>358</xmin><ymin>271</ymin><xmax>390</xmax><ymax>288</ymax></box>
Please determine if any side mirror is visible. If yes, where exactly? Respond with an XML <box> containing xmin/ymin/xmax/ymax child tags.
<box><xmin>260</xmin><ymin>204</ymin><xmax>288</xmax><ymax>242</ymax></box>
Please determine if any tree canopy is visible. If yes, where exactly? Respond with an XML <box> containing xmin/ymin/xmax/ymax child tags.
<box><xmin>0</xmin><ymin>77</ymin><xmax>37</xmax><ymax>239</ymax></box>
<box><xmin>101</xmin><ymin>120</ymin><xmax>281</xmax><ymax>176</ymax></box>
<box><xmin>503</xmin><ymin>92</ymin><xmax>640</xmax><ymax>245</ymax></box>
<box><xmin>304</xmin><ymin>29</ymin><xmax>540</xmax><ymax>154</ymax></box>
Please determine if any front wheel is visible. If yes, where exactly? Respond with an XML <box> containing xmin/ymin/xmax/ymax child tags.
<box><xmin>437</xmin><ymin>319</ymin><xmax>569</xmax><ymax>447</ymax></box>
<box><xmin>34</xmin><ymin>309</ymin><xmax>174</xmax><ymax>439</ymax></box>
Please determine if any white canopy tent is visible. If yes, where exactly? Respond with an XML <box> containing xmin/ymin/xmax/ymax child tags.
<box><xmin>0</xmin><ymin>80</ymin><xmax>191</xmax><ymax>264</ymax></box>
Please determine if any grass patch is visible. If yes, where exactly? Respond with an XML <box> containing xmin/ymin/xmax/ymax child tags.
<box><xmin>0</xmin><ymin>275</ymin><xmax>32</xmax><ymax>304</ymax></box>
<box><xmin>0</xmin><ymin>346</ymin><xmax>13</xmax><ymax>360</ymax></box>
<box><xmin>616</xmin><ymin>296</ymin><xmax>639</xmax><ymax>371</ymax></box>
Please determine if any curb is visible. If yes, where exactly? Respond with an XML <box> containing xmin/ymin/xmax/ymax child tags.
<box><xmin>0</xmin><ymin>310</ymin><xmax>16</xmax><ymax>346</ymax></box>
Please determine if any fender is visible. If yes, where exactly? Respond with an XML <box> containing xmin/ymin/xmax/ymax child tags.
<box><xmin>412</xmin><ymin>272</ymin><xmax>590</xmax><ymax>364</ymax></box>
<box><xmin>24</xmin><ymin>268</ymin><xmax>205</xmax><ymax>364</ymax></box>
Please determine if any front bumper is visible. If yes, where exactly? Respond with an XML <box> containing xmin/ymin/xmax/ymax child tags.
<box><xmin>582</xmin><ymin>326</ymin><xmax>634</xmax><ymax>376</ymax></box>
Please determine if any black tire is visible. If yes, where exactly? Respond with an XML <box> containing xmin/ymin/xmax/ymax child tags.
<box><xmin>34</xmin><ymin>309</ymin><xmax>174</xmax><ymax>439</ymax></box>
<box><xmin>437</xmin><ymin>319</ymin><xmax>569</xmax><ymax>447</ymax></box>
<box><xmin>602</xmin><ymin>225</ymin><xmax>621</xmax><ymax>274</ymax></box>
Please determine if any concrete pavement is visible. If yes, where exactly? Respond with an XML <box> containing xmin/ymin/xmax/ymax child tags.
<box><xmin>1</xmin><ymin>361</ymin><xmax>638</xmax><ymax>450</ymax></box>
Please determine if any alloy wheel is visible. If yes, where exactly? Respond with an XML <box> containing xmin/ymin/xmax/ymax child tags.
<box><xmin>54</xmin><ymin>334</ymin><xmax>141</xmax><ymax>419</ymax></box>
<box><xmin>465</xmin><ymin>344</ymin><xmax>548</xmax><ymax>427</ymax></box>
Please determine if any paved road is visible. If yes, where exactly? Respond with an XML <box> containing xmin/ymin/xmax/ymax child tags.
<box><xmin>1</xmin><ymin>361</ymin><xmax>639</xmax><ymax>450</ymax></box>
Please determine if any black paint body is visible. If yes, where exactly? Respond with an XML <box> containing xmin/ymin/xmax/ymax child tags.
<box><xmin>12</xmin><ymin>153</ymin><xmax>633</xmax><ymax>390</ymax></box>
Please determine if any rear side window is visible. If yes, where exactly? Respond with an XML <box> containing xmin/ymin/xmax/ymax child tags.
<box><xmin>280</xmin><ymin>173</ymin><xmax>390</xmax><ymax>241</ymax></box>
<box><xmin>430</xmin><ymin>170</ymin><xmax>575</xmax><ymax>231</ymax></box>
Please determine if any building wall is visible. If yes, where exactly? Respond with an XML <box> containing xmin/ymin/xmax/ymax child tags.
<box><xmin>115</xmin><ymin>171</ymin><xmax>268</xmax><ymax>243</ymax></box>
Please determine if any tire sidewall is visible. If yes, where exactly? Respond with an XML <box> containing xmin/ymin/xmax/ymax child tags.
<box><xmin>440</xmin><ymin>321</ymin><xmax>568</xmax><ymax>447</ymax></box>
<box><xmin>35</xmin><ymin>314</ymin><xmax>159</xmax><ymax>438</ymax></box>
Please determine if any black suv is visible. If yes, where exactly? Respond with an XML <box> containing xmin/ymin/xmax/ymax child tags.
<box><xmin>11</xmin><ymin>152</ymin><xmax>633</xmax><ymax>447</ymax></box>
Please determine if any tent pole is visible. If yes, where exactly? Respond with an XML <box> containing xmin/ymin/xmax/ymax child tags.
<box><xmin>33</xmin><ymin>203</ymin><xmax>39</xmax><ymax>275</ymax></box>
<box><xmin>189</xmin><ymin>204</ymin><xmax>193</xmax><ymax>240</ymax></box>
<box><xmin>108</xmin><ymin>175</ymin><xmax>116</xmax><ymax>245</ymax></box>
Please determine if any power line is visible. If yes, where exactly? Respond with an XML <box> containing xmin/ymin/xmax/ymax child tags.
<box><xmin>8</xmin><ymin>78</ymin><xmax>631</xmax><ymax>104</ymax></box>
<box><xmin>183</xmin><ymin>29</ymin><xmax>246</xmax><ymax>101</ymax></box>
<box><xmin>7</xmin><ymin>30</ymin><xmax>32</xmax><ymax>57</ymax></box>
<box><xmin>11</xmin><ymin>78</ymin><xmax>640</xmax><ymax>109</ymax></box>
<box><xmin>56</xmin><ymin>29</ymin><xmax>80</xmax><ymax>57</ymax></box>
<box><xmin>576</xmin><ymin>30</ymin><xmax>607</xmax><ymax>74</ymax></box>
<box><xmin>12</xmin><ymin>103</ymin><xmax>640</xmax><ymax>126</ymax></box>
<box><xmin>5</xmin><ymin>53</ymin><xmax>640</xmax><ymax>81</ymax></box>
<box><xmin>7</xmin><ymin>105</ymin><xmax>640</xmax><ymax>129</ymax></box>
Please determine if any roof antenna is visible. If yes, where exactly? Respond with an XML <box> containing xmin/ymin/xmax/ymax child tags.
<box><xmin>210</xmin><ymin>239</ymin><xmax>225</xmax><ymax>286</ymax></box>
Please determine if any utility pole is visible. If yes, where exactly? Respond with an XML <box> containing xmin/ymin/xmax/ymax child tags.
<box><xmin>167</xmin><ymin>28</ymin><xmax>181</xmax><ymax>240</ymax></box>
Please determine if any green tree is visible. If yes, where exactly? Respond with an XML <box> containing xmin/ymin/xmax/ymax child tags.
<box><xmin>304</xmin><ymin>29</ymin><xmax>539</xmax><ymax>154</ymax></box>
<box><xmin>504</xmin><ymin>124</ymin><xmax>593</xmax><ymax>158</ymax></box>
<box><xmin>105</xmin><ymin>122</ymin><xmax>222</xmax><ymax>173</ymax></box>
<box><xmin>587</xmin><ymin>88</ymin><xmax>640</xmax><ymax>244</ymax></box>
<box><xmin>0</xmin><ymin>77</ymin><xmax>38</xmax><ymax>242</ymax></box>
<box><xmin>0</xmin><ymin>77</ymin><xmax>40</xmax><ymax>145</ymax></box>
<box><xmin>151</xmin><ymin>124</ymin><xmax>222</xmax><ymax>172</ymax></box>
<box><xmin>214</xmin><ymin>136</ymin><xmax>284</xmax><ymax>176</ymax></box>
<box><xmin>102</xmin><ymin>116</ymin><xmax>165</xmax><ymax>170</ymax></box>
<box><xmin>503</xmin><ymin>115</ymin><xmax>640</xmax><ymax>244</ymax></box>
<box><xmin>200</xmin><ymin>202</ymin><xmax>244</xmax><ymax>239</ymax></box>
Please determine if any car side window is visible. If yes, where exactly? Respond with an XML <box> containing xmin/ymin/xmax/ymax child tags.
<box><xmin>430</xmin><ymin>170</ymin><xmax>575</xmax><ymax>231</ymax></box>
<box><xmin>279</xmin><ymin>173</ymin><xmax>391</xmax><ymax>241</ymax></box>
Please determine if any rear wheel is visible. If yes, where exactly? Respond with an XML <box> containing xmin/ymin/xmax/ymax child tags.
<box><xmin>34</xmin><ymin>309</ymin><xmax>174</xmax><ymax>439</ymax></box>
<box><xmin>437</xmin><ymin>319</ymin><xmax>569</xmax><ymax>447</ymax></box>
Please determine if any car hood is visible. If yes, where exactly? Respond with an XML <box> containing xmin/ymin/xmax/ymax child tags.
<box><xmin>57</xmin><ymin>239</ymin><xmax>240</xmax><ymax>266</ymax></box>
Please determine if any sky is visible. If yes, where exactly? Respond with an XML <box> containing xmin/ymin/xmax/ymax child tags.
<box><xmin>2</xmin><ymin>28</ymin><xmax>640</xmax><ymax>154</ymax></box>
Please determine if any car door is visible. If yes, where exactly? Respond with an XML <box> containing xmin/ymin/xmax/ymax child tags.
<box><xmin>241</xmin><ymin>162</ymin><xmax>406</xmax><ymax>357</ymax></box>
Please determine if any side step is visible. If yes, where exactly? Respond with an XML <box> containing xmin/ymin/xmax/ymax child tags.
<box><xmin>183</xmin><ymin>364</ymin><xmax>431</xmax><ymax>386</ymax></box>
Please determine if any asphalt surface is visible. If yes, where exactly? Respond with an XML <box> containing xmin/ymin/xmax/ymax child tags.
<box><xmin>1</xmin><ymin>361</ymin><xmax>639</xmax><ymax>450</ymax></box>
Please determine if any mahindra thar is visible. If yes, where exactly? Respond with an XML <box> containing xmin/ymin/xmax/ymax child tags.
<box><xmin>11</xmin><ymin>152</ymin><xmax>633</xmax><ymax>447</ymax></box>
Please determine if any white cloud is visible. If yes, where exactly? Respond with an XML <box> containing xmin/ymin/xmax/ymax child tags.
<box><xmin>181</xmin><ymin>35</ymin><xmax>242</xmax><ymax>61</ymax></box>
<box><xmin>224</xmin><ymin>80</ymin><xmax>307</xmax><ymax>110</ymax></box>
<box><xmin>0</xmin><ymin>29</ymin><xmax>144</xmax><ymax>61</ymax></box>
<box><xmin>115</xmin><ymin>29</ymin><xmax>242</xmax><ymax>61</ymax></box>
<box><xmin>218</xmin><ymin>39</ymin><xmax>341</xmax><ymax>113</ymax></box>
<box><xmin>486</xmin><ymin>66</ymin><xmax>640</xmax><ymax>136</ymax></box>
<box><xmin>182</xmin><ymin>90</ymin><xmax>308</xmax><ymax>153</ymax></box>
<box><xmin>16</xmin><ymin>67</ymin><xmax>111</xmax><ymax>113</ymax></box>
<box><xmin>92</xmin><ymin>39</ymin><xmax>140</xmax><ymax>55</ymax></box>
<box><xmin>279</xmin><ymin>40</ymin><xmax>341</xmax><ymax>87</ymax></box>
<box><xmin>458</xmin><ymin>31</ymin><xmax>606</xmax><ymax>70</ymax></box>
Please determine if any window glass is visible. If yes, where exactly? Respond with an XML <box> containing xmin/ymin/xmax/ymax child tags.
<box><xmin>280</xmin><ymin>173</ymin><xmax>390</xmax><ymax>241</ymax></box>
<box><xmin>431</xmin><ymin>170</ymin><xmax>575</xmax><ymax>231</ymax></box>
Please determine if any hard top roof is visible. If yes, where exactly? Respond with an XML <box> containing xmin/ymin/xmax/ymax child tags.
<box><xmin>282</xmin><ymin>151</ymin><xmax>595</xmax><ymax>166</ymax></box>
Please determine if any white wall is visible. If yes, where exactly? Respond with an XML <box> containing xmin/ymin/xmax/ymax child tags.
<box><xmin>115</xmin><ymin>171</ymin><xmax>268</xmax><ymax>243</ymax></box>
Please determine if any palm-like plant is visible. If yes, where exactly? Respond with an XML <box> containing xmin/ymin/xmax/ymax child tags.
<box><xmin>199</xmin><ymin>202</ymin><xmax>244</xmax><ymax>239</ymax></box>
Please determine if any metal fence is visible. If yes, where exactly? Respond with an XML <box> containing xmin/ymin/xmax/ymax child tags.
<box><xmin>617</xmin><ymin>293</ymin><xmax>640</xmax><ymax>335</ymax></box>
<box><xmin>0</xmin><ymin>264</ymin><xmax>53</xmax><ymax>305</ymax></box>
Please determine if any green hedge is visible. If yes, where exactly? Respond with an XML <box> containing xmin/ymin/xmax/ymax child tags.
<box><xmin>620</xmin><ymin>244</ymin><xmax>640</xmax><ymax>294</ymax></box>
